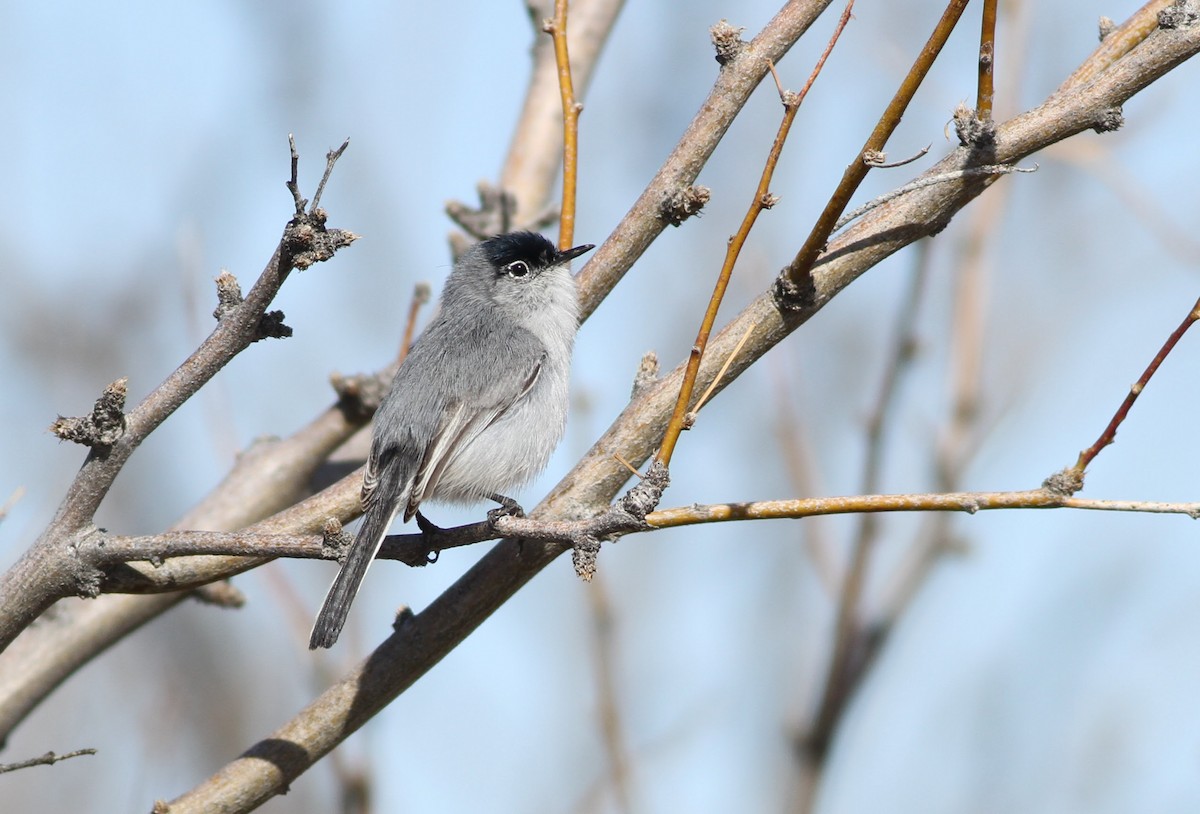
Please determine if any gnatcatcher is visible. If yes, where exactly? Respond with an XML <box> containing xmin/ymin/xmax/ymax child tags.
<box><xmin>309</xmin><ymin>231</ymin><xmax>594</xmax><ymax>649</ymax></box>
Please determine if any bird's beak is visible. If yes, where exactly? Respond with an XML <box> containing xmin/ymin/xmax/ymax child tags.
<box><xmin>554</xmin><ymin>243</ymin><xmax>595</xmax><ymax>265</ymax></box>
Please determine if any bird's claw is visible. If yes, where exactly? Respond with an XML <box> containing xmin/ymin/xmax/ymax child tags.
<box><xmin>415</xmin><ymin>510</ymin><xmax>442</xmax><ymax>564</ymax></box>
<box><xmin>487</xmin><ymin>495</ymin><xmax>525</xmax><ymax>528</ymax></box>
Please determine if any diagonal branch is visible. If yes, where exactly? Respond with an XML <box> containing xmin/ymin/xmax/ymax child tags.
<box><xmin>0</xmin><ymin>142</ymin><xmax>356</xmax><ymax>652</ymax></box>
<box><xmin>1073</xmin><ymin>293</ymin><xmax>1200</xmax><ymax>475</ymax></box>
<box><xmin>777</xmin><ymin>0</ymin><xmax>972</xmax><ymax>298</ymax></box>
<box><xmin>574</xmin><ymin>1</ymin><xmax>838</xmax><ymax>319</ymax></box>
<box><xmin>658</xmin><ymin>2</ymin><xmax>856</xmax><ymax>468</ymax></box>
<box><xmin>169</xmin><ymin>14</ymin><xmax>1200</xmax><ymax>800</ymax></box>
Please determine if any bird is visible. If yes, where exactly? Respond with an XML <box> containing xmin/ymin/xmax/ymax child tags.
<box><xmin>309</xmin><ymin>231</ymin><xmax>594</xmax><ymax>649</ymax></box>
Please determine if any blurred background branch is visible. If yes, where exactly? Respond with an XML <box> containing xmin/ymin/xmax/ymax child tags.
<box><xmin>2</xmin><ymin>2</ymin><xmax>1199</xmax><ymax>812</ymax></box>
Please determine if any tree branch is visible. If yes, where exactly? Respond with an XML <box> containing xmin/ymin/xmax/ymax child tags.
<box><xmin>0</xmin><ymin>141</ymin><xmax>356</xmax><ymax>651</ymax></box>
<box><xmin>0</xmin><ymin>748</ymin><xmax>96</xmax><ymax>775</ymax></box>
<box><xmin>498</xmin><ymin>0</ymin><xmax>625</xmax><ymax>227</ymax></box>
<box><xmin>1073</xmin><ymin>293</ymin><xmax>1200</xmax><ymax>474</ymax></box>
<box><xmin>658</xmin><ymin>2</ymin><xmax>855</xmax><ymax>467</ymax></box>
<box><xmin>544</xmin><ymin>0</ymin><xmax>583</xmax><ymax>247</ymax></box>
<box><xmin>574</xmin><ymin>1</ymin><xmax>838</xmax><ymax>319</ymax></box>
<box><xmin>167</xmin><ymin>16</ymin><xmax>1200</xmax><ymax>806</ymax></box>
<box><xmin>777</xmin><ymin>0</ymin><xmax>972</xmax><ymax>298</ymax></box>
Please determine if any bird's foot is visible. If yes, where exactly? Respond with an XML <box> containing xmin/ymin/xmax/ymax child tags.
<box><xmin>414</xmin><ymin>510</ymin><xmax>443</xmax><ymax>564</ymax></box>
<box><xmin>485</xmin><ymin>493</ymin><xmax>525</xmax><ymax>527</ymax></box>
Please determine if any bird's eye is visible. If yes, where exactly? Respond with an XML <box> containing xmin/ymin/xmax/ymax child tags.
<box><xmin>505</xmin><ymin>260</ymin><xmax>530</xmax><ymax>278</ymax></box>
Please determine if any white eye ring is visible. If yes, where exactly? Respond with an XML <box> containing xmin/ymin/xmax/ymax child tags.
<box><xmin>505</xmin><ymin>260</ymin><xmax>530</xmax><ymax>278</ymax></box>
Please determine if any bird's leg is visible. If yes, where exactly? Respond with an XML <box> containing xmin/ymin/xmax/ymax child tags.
<box><xmin>414</xmin><ymin>510</ymin><xmax>443</xmax><ymax>564</ymax></box>
<box><xmin>485</xmin><ymin>493</ymin><xmax>531</xmax><ymax>558</ymax></box>
<box><xmin>485</xmin><ymin>492</ymin><xmax>525</xmax><ymax>526</ymax></box>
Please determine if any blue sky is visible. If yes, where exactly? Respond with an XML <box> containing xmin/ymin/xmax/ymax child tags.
<box><xmin>3</xmin><ymin>2</ymin><xmax>1200</xmax><ymax>812</ymax></box>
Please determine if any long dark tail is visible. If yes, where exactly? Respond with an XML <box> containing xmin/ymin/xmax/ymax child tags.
<box><xmin>309</xmin><ymin>495</ymin><xmax>399</xmax><ymax>649</ymax></box>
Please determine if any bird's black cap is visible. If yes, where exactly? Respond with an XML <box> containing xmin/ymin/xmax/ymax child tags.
<box><xmin>480</xmin><ymin>231</ymin><xmax>593</xmax><ymax>269</ymax></box>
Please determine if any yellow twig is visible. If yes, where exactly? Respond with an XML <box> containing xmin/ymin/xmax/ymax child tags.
<box><xmin>646</xmin><ymin>491</ymin><xmax>1200</xmax><ymax>528</ymax></box>
<box><xmin>780</xmin><ymin>0</ymin><xmax>971</xmax><ymax>292</ymax></box>
<box><xmin>689</xmin><ymin>323</ymin><xmax>755</xmax><ymax>421</ymax></box>
<box><xmin>545</xmin><ymin>0</ymin><xmax>581</xmax><ymax>250</ymax></box>
<box><xmin>655</xmin><ymin>87</ymin><xmax>798</xmax><ymax>467</ymax></box>
<box><xmin>657</xmin><ymin>1</ymin><xmax>857</xmax><ymax>467</ymax></box>
<box><xmin>976</xmin><ymin>0</ymin><xmax>997</xmax><ymax>120</ymax></box>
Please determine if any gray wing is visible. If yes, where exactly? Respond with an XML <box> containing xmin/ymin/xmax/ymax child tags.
<box><xmin>372</xmin><ymin>308</ymin><xmax>547</xmax><ymax>521</ymax></box>
<box><xmin>309</xmin><ymin>306</ymin><xmax>545</xmax><ymax>649</ymax></box>
<box><xmin>403</xmin><ymin>359</ymin><xmax>542</xmax><ymax>519</ymax></box>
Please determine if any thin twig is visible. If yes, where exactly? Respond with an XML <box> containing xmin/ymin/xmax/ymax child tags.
<box><xmin>977</xmin><ymin>0</ymin><xmax>997</xmax><ymax>120</ymax></box>
<box><xmin>779</xmin><ymin>0</ymin><xmax>971</xmax><ymax>294</ymax></box>
<box><xmin>0</xmin><ymin>748</ymin><xmax>96</xmax><ymax>774</ymax></box>
<box><xmin>287</xmin><ymin>134</ymin><xmax>304</xmax><ymax>213</ymax></box>
<box><xmin>7</xmin><ymin>454</ymin><xmax>1199</xmax><ymax>614</ymax></box>
<box><xmin>1074</xmin><ymin>294</ymin><xmax>1200</xmax><ymax>475</ymax></box>
<box><xmin>545</xmin><ymin>0</ymin><xmax>582</xmax><ymax>249</ymax></box>
<box><xmin>646</xmin><ymin>492</ymin><xmax>1200</xmax><ymax>527</ymax></box>
<box><xmin>864</xmin><ymin>145</ymin><xmax>931</xmax><ymax>168</ymax></box>
<box><xmin>574</xmin><ymin>1</ymin><xmax>838</xmax><ymax>320</ymax></box>
<box><xmin>795</xmin><ymin>0</ymin><xmax>857</xmax><ymax>104</ymax></box>
<box><xmin>689</xmin><ymin>323</ymin><xmax>755</xmax><ymax>420</ymax></box>
<box><xmin>611</xmin><ymin>451</ymin><xmax>643</xmax><ymax>479</ymax></box>
<box><xmin>87</xmin><ymin>481</ymin><xmax>1200</xmax><ymax>584</ymax></box>
<box><xmin>586</xmin><ymin>577</ymin><xmax>634</xmax><ymax>814</ymax></box>
<box><xmin>804</xmin><ymin>242</ymin><xmax>929</xmax><ymax>773</ymax></box>
<box><xmin>500</xmin><ymin>0</ymin><xmax>623</xmax><ymax>227</ymax></box>
<box><xmin>0</xmin><ymin>140</ymin><xmax>357</xmax><ymax>652</ymax></box>
<box><xmin>399</xmin><ymin>282</ymin><xmax>432</xmax><ymax>363</ymax></box>
<box><xmin>657</xmin><ymin>2</ymin><xmax>855</xmax><ymax>466</ymax></box>
<box><xmin>654</xmin><ymin>79</ymin><xmax>799</xmax><ymax>465</ymax></box>
<box><xmin>833</xmin><ymin>164</ymin><xmax>1036</xmax><ymax>232</ymax></box>
<box><xmin>311</xmin><ymin>139</ymin><xmax>351</xmax><ymax>212</ymax></box>
<box><xmin>0</xmin><ymin>486</ymin><xmax>25</xmax><ymax>523</ymax></box>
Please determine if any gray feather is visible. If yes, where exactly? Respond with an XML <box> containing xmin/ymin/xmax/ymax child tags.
<box><xmin>308</xmin><ymin>445</ymin><xmax>409</xmax><ymax>649</ymax></box>
<box><xmin>308</xmin><ymin>231</ymin><xmax>588</xmax><ymax>649</ymax></box>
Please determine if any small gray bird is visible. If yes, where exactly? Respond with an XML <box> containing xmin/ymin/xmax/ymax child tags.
<box><xmin>309</xmin><ymin>231</ymin><xmax>593</xmax><ymax>649</ymax></box>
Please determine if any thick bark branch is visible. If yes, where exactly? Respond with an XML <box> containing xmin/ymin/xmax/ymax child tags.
<box><xmin>168</xmin><ymin>15</ymin><xmax>1200</xmax><ymax>810</ymax></box>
